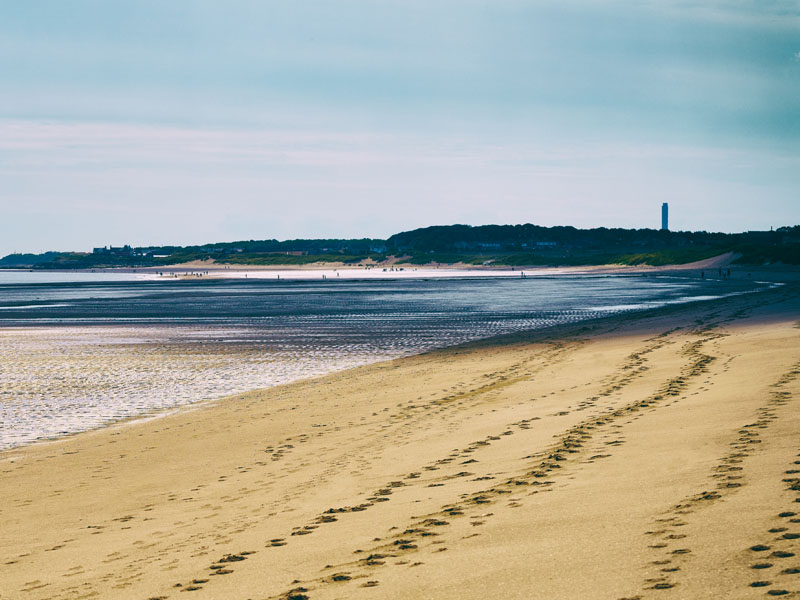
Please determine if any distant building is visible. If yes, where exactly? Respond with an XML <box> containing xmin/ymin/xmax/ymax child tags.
<box><xmin>661</xmin><ymin>203</ymin><xmax>669</xmax><ymax>231</ymax></box>
<box><xmin>92</xmin><ymin>245</ymin><xmax>134</xmax><ymax>256</ymax></box>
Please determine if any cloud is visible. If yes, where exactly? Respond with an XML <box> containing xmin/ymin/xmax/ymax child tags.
<box><xmin>0</xmin><ymin>119</ymin><xmax>507</xmax><ymax>175</ymax></box>
<box><xmin>0</xmin><ymin>118</ymin><xmax>768</xmax><ymax>177</ymax></box>
<box><xmin>0</xmin><ymin>2</ymin><xmax>798</xmax><ymax>255</ymax></box>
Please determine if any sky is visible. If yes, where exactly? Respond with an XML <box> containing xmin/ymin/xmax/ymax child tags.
<box><xmin>0</xmin><ymin>1</ymin><xmax>798</xmax><ymax>255</ymax></box>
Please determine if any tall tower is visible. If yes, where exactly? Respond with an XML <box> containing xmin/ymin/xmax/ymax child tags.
<box><xmin>661</xmin><ymin>202</ymin><xmax>669</xmax><ymax>231</ymax></box>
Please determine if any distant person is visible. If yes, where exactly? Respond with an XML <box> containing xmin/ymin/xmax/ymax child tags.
<box><xmin>701</xmin><ymin>271</ymin><xmax>705</xmax><ymax>278</ymax></box>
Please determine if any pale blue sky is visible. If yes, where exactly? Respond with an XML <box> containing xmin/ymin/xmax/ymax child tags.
<box><xmin>0</xmin><ymin>1</ymin><xmax>798</xmax><ymax>255</ymax></box>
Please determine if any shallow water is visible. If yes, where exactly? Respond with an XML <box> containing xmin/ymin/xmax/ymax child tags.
<box><xmin>0</xmin><ymin>273</ymin><xmax>765</xmax><ymax>449</ymax></box>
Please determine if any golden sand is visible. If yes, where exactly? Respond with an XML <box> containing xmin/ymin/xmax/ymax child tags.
<box><xmin>2</xmin><ymin>284</ymin><xmax>799</xmax><ymax>599</ymax></box>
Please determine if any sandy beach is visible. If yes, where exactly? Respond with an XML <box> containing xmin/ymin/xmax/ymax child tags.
<box><xmin>58</xmin><ymin>251</ymin><xmax>744</xmax><ymax>281</ymax></box>
<box><xmin>2</xmin><ymin>281</ymin><xmax>799</xmax><ymax>599</ymax></box>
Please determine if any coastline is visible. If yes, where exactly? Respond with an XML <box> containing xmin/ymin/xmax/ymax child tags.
<box><xmin>2</xmin><ymin>281</ymin><xmax>799</xmax><ymax>599</ymax></box>
<box><xmin>0</xmin><ymin>251</ymin><xmax>749</xmax><ymax>280</ymax></box>
<box><xmin>4</xmin><ymin>252</ymin><xmax>799</xmax><ymax>286</ymax></box>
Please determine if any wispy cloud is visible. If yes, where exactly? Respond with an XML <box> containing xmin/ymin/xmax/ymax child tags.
<box><xmin>3</xmin><ymin>118</ymin><xmax>779</xmax><ymax>175</ymax></box>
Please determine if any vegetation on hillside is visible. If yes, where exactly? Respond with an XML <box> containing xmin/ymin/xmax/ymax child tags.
<box><xmin>397</xmin><ymin>247</ymin><xmax>728</xmax><ymax>267</ymax></box>
<box><xmin>2</xmin><ymin>224</ymin><xmax>798</xmax><ymax>269</ymax></box>
<box><xmin>222</xmin><ymin>253</ymin><xmax>387</xmax><ymax>266</ymax></box>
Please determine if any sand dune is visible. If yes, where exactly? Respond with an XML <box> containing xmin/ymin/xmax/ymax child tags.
<box><xmin>1</xmin><ymin>283</ymin><xmax>799</xmax><ymax>599</ymax></box>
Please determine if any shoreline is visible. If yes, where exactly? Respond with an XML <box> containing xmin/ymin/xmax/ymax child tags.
<box><xmin>0</xmin><ymin>251</ymin><xmax>749</xmax><ymax>279</ymax></box>
<box><xmin>4</xmin><ymin>250</ymin><xmax>799</xmax><ymax>286</ymax></box>
<box><xmin>4</xmin><ymin>256</ymin><xmax>799</xmax><ymax>284</ymax></box>
<box><xmin>2</xmin><ymin>281</ymin><xmax>799</xmax><ymax>598</ymax></box>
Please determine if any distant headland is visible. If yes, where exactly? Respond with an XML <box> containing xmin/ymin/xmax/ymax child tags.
<box><xmin>2</xmin><ymin>223</ymin><xmax>799</xmax><ymax>270</ymax></box>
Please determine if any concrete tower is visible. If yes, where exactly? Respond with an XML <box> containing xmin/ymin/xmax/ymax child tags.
<box><xmin>661</xmin><ymin>202</ymin><xmax>669</xmax><ymax>231</ymax></box>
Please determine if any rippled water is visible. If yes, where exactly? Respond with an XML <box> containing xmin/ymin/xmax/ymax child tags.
<box><xmin>0</xmin><ymin>273</ymin><xmax>764</xmax><ymax>449</ymax></box>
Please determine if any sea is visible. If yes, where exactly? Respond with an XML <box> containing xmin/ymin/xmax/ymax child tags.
<box><xmin>0</xmin><ymin>270</ymin><xmax>769</xmax><ymax>450</ymax></box>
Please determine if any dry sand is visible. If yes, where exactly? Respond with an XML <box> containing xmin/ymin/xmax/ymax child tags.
<box><xmin>106</xmin><ymin>251</ymin><xmax>743</xmax><ymax>280</ymax></box>
<box><xmin>2</xmin><ymin>283</ymin><xmax>799</xmax><ymax>599</ymax></box>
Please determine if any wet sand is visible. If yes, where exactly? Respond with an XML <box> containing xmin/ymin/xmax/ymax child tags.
<box><xmin>1</xmin><ymin>282</ymin><xmax>799</xmax><ymax>599</ymax></box>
